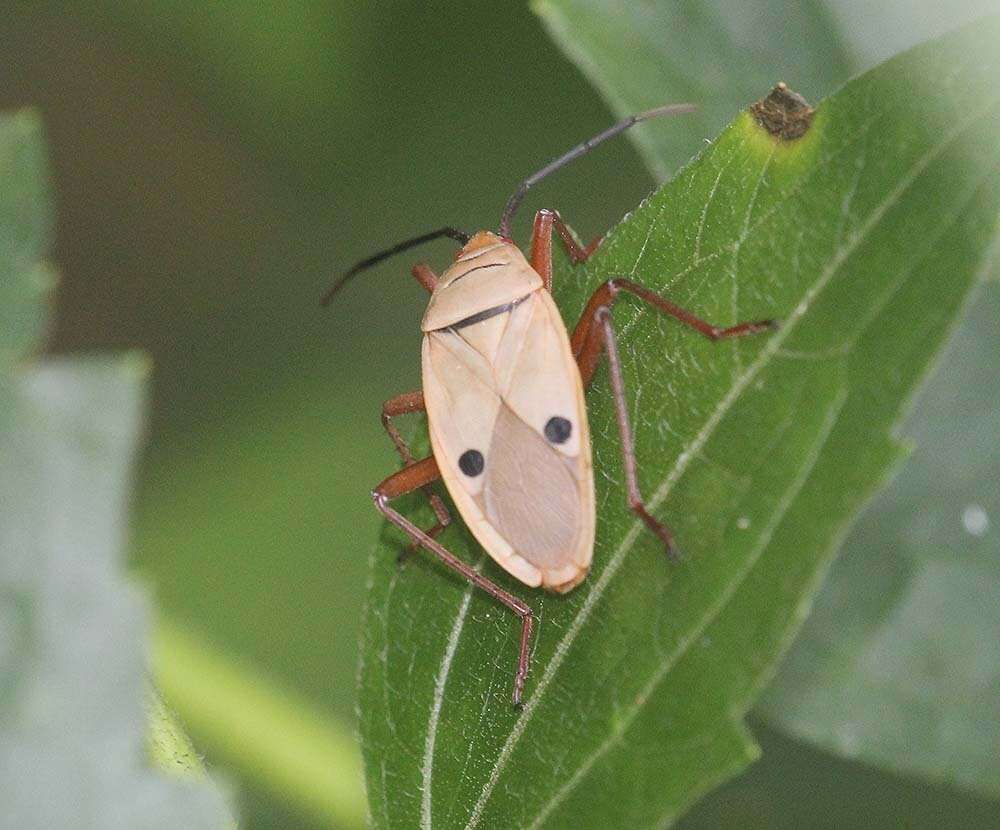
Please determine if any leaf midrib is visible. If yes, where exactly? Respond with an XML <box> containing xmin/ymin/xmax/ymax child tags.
<box><xmin>421</xmin><ymin>583</ymin><xmax>476</xmax><ymax>830</ymax></box>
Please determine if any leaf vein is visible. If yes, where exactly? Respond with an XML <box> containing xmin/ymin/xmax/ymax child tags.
<box><xmin>421</xmin><ymin>582</ymin><xmax>476</xmax><ymax>829</ymax></box>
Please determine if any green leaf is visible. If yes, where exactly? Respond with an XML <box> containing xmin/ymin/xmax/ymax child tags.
<box><xmin>536</xmin><ymin>0</ymin><xmax>1000</xmax><ymax>797</ymax></box>
<box><xmin>358</xmin><ymin>19</ymin><xmax>1000</xmax><ymax>829</ymax></box>
<box><xmin>0</xmin><ymin>113</ymin><xmax>232</xmax><ymax>828</ymax></box>
<box><xmin>757</xmin><ymin>279</ymin><xmax>1000</xmax><ymax>798</ymax></box>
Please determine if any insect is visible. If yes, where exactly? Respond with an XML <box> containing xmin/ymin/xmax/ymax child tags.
<box><xmin>323</xmin><ymin>105</ymin><xmax>776</xmax><ymax>705</ymax></box>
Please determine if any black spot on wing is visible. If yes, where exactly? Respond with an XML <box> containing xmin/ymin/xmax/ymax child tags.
<box><xmin>459</xmin><ymin>449</ymin><xmax>485</xmax><ymax>477</ymax></box>
<box><xmin>544</xmin><ymin>416</ymin><xmax>572</xmax><ymax>444</ymax></box>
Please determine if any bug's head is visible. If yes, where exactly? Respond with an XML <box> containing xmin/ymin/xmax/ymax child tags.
<box><xmin>421</xmin><ymin>229</ymin><xmax>537</xmax><ymax>331</ymax></box>
<box><xmin>455</xmin><ymin>230</ymin><xmax>511</xmax><ymax>260</ymax></box>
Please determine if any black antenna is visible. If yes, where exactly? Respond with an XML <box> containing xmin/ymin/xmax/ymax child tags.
<box><xmin>498</xmin><ymin>103</ymin><xmax>697</xmax><ymax>239</ymax></box>
<box><xmin>320</xmin><ymin>226</ymin><xmax>471</xmax><ymax>306</ymax></box>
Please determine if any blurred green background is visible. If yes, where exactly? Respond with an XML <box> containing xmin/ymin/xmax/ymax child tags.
<box><xmin>3</xmin><ymin>2</ymin><xmax>998</xmax><ymax>828</ymax></box>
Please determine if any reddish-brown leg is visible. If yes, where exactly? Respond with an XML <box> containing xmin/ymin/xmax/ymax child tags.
<box><xmin>411</xmin><ymin>263</ymin><xmax>438</xmax><ymax>293</ymax></box>
<box><xmin>572</xmin><ymin>279</ymin><xmax>777</xmax><ymax>559</ymax></box>
<box><xmin>572</xmin><ymin>278</ymin><xmax>777</xmax><ymax>384</ymax></box>
<box><xmin>381</xmin><ymin>391</ymin><xmax>450</xmax><ymax>555</ymax></box>
<box><xmin>373</xmin><ymin>457</ymin><xmax>535</xmax><ymax>706</ymax></box>
<box><xmin>529</xmin><ymin>208</ymin><xmax>603</xmax><ymax>292</ymax></box>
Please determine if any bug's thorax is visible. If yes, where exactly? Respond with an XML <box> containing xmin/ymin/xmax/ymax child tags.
<box><xmin>420</xmin><ymin>231</ymin><xmax>543</xmax><ymax>332</ymax></box>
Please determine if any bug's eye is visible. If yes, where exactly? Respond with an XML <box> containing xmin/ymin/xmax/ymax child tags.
<box><xmin>458</xmin><ymin>449</ymin><xmax>485</xmax><ymax>477</ymax></box>
<box><xmin>544</xmin><ymin>416</ymin><xmax>572</xmax><ymax>444</ymax></box>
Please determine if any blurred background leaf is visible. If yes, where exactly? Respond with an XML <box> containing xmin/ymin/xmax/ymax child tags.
<box><xmin>0</xmin><ymin>111</ymin><xmax>232</xmax><ymax>829</ymax></box>
<box><xmin>0</xmin><ymin>108</ymin><xmax>52</xmax><ymax>406</ymax></box>
<box><xmin>1</xmin><ymin>2</ymin><xmax>998</xmax><ymax>828</ymax></box>
<box><xmin>151</xmin><ymin>617</ymin><xmax>365</xmax><ymax>828</ymax></box>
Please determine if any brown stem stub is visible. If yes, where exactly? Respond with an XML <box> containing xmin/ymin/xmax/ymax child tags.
<box><xmin>750</xmin><ymin>82</ymin><xmax>814</xmax><ymax>140</ymax></box>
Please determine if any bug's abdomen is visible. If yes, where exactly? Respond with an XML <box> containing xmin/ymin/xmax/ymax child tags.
<box><xmin>422</xmin><ymin>289</ymin><xmax>594</xmax><ymax>593</ymax></box>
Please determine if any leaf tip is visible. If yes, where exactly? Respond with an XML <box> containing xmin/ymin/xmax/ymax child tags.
<box><xmin>749</xmin><ymin>83</ymin><xmax>815</xmax><ymax>141</ymax></box>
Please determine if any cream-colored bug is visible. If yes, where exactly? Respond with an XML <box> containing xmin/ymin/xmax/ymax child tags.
<box><xmin>422</xmin><ymin>231</ymin><xmax>595</xmax><ymax>595</ymax></box>
<box><xmin>323</xmin><ymin>105</ymin><xmax>776</xmax><ymax>705</ymax></box>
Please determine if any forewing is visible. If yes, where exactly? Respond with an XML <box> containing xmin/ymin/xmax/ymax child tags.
<box><xmin>422</xmin><ymin>291</ymin><xmax>595</xmax><ymax>590</ymax></box>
